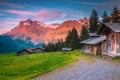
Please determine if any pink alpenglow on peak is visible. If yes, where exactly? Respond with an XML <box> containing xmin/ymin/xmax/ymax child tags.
<box><xmin>7</xmin><ymin>18</ymin><xmax>89</xmax><ymax>44</ymax></box>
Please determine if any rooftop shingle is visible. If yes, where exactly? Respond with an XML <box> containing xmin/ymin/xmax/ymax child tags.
<box><xmin>80</xmin><ymin>36</ymin><xmax>106</xmax><ymax>45</ymax></box>
<box><xmin>104</xmin><ymin>23</ymin><xmax>120</xmax><ymax>32</ymax></box>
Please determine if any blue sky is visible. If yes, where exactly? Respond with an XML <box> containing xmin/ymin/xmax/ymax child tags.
<box><xmin>0</xmin><ymin>0</ymin><xmax>120</xmax><ymax>34</ymax></box>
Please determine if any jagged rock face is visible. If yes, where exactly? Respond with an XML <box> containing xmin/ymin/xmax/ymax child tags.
<box><xmin>44</xmin><ymin>17</ymin><xmax>89</xmax><ymax>43</ymax></box>
<box><xmin>7</xmin><ymin>19</ymin><xmax>49</xmax><ymax>44</ymax></box>
<box><xmin>7</xmin><ymin>18</ymin><xmax>89</xmax><ymax>44</ymax></box>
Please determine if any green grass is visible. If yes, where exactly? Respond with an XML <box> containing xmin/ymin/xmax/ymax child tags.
<box><xmin>0</xmin><ymin>50</ymin><xmax>110</xmax><ymax>80</ymax></box>
<box><xmin>0</xmin><ymin>51</ymin><xmax>78</xmax><ymax>80</ymax></box>
<box><xmin>112</xmin><ymin>56</ymin><xmax>120</xmax><ymax>62</ymax></box>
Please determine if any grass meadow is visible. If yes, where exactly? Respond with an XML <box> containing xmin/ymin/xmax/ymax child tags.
<box><xmin>0</xmin><ymin>51</ymin><xmax>79</xmax><ymax>80</ymax></box>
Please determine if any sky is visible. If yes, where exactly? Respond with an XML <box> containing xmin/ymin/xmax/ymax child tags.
<box><xmin>0</xmin><ymin>0</ymin><xmax>120</xmax><ymax>34</ymax></box>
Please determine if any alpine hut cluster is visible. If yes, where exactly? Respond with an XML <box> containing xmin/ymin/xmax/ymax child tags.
<box><xmin>17</xmin><ymin>47</ymin><xmax>45</xmax><ymax>56</ymax></box>
<box><xmin>80</xmin><ymin>23</ymin><xmax>120</xmax><ymax>57</ymax></box>
<box><xmin>80</xmin><ymin>8</ymin><xmax>120</xmax><ymax>57</ymax></box>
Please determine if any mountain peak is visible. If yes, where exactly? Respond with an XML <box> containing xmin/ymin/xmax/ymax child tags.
<box><xmin>7</xmin><ymin>18</ymin><xmax>89</xmax><ymax>44</ymax></box>
<box><xmin>26</xmin><ymin>19</ymin><xmax>32</xmax><ymax>23</ymax></box>
<box><xmin>18</xmin><ymin>19</ymin><xmax>32</xmax><ymax>26</ymax></box>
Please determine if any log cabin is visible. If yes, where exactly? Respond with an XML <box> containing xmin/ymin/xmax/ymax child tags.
<box><xmin>17</xmin><ymin>47</ymin><xmax>44</xmax><ymax>56</ymax></box>
<box><xmin>32</xmin><ymin>47</ymin><xmax>45</xmax><ymax>53</ymax></box>
<box><xmin>17</xmin><ymin>48</ymin><xmax>33</xmax><ymax>56</ymax></box>
<box><xmin>97</xmin><ymin>23</ymin><xmax>120</xmax><ymax>57</ymax></box>
<box><xmin>61</xmin><ymin>47</ymin><xmax>72</xmax><ymax>51</ymax></box>
<box><xmin>80</xmin><ymin>36</ymin><xmax>106</xmax><ymax>55</ymax></box>
<box><xmin>80</xmin><ymin>22</ymin><xmax>120</xmax><ymax>57</ymax></box>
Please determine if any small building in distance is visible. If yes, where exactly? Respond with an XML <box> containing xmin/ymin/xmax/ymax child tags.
<box><xmin>17</xmin><ymin>48</ymin><xmax>33</xmax><ymax>56</ymax></box>
<box><xmin>61</xmin><ymin>47</ymin><xmax>72</xmax><ymax>51</ymax></box>
<box><xmin>32</xmin><ymin>47</ymin><xmax>45</xmax><ymax>53</ymax></box>
<box><xmin>17</xmin><ymin>47</ymin><xmax>44</xmax><ymax>56</ymax></box>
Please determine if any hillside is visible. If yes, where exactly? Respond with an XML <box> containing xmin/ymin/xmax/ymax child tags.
<box><xmin>0</xmin><ymin>35</ymin><xmax>42</xmax><ymax>54</ymax></box>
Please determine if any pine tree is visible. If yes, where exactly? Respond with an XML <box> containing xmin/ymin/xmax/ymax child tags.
<box><xmin>111</xmin><ymin>6</ymin><xmax>118</xmax><ymax>16</ymax></box>
<box><xmin>79</xmin><ymin>25</ymin><xmax>89</xmax><ymax>41</ymax></box>
<box><xmin>43</xmin><ymin>39</ymin><xmax>65</xmax><ymax>52</ymax></box>
<box><xmin>70</xmin><ymin>27</ymin><xmax>79</xmax><ymax>49</ymax></box>
<box><xmin>65</xmin><ymin>27</ymin><xmax>79</xmax><ymax>49</ymax></box>
<box><xmin>111</xmin><ymin>6</ymin><xmax>119</xmax><ymax>22</ymax></box>
<box><xmin>102</xmin><ymin>11</ymin><xmax>109</xmax><ymax>22</ymax></box>
<box><xmin>65</xmin><ymin>30</ymin><xmax>71</xmax><ymax>47</ymax></box>
<box><xmin>89</xmin><ymin>9</ymin><xmax>99</xmax><ymax>33</ymax></box>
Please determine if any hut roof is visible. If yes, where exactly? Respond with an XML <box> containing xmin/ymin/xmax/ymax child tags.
<box><xmin>33</xmin><ymin>47</ymin><xmax>45</xmax><ymax>50</ymax></box>
<box><xmin>89</xmin><ymin>33</ymin><xmax>100</xmax><ymax>37</ymax></box>
<box><xmin>17</xmin><ymin>48</ymin><xmax>33</xmax><ymax>54</ymax></box>
<box><xmin>98</xmin><ymin>23</ymin><xmax>120</xmax><ymax>34</ymax></box>
<box><xmin>104</xmin><ymin>23</ymin><xmax>120</xmax><ymax>32</ymax></box>
<box><xmin>61</xmin><ymin>48</ymin><xmax>72</xmax><ymax>51</ymax></box>
<box><xmin>24</xmin><ymin>48</ymin><xmax>33</xmax><ymax>53</ymax></box>
<box><xmin>80</xmin><ymin>36</ymin><xmax>106</xmax><ymax>45</ymax></box>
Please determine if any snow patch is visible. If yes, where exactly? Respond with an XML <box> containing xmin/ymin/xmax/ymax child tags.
<box><xmin>23</xmin><ymin>22</ymin><xmax>30</xmax><ymax>26</ymax></box>
<box><xmin>36</xmin><ymin>21</ymin><xmax>48</xmax><ymax>27</ymax></box>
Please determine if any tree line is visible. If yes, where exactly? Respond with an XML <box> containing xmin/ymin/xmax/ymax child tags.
<box><xmin>43</xmin><ymin>6</ymin><xmax>120</xmax><ymax>52</ymax></box>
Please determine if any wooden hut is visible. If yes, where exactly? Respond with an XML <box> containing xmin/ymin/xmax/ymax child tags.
<box><xmin>17</xmin><ymin>47</ymin><xmax>44</xmax><ymax>56</ymax></box>
<box><xmin>17</xmin><ymin>48</ymin><xmax>33</xmax><ymax>56</ymax></box>
<box><xmin>80</xmin><ymin>23</ymin><xmax>120</xmax><ymax>57</ymax></box>
<box><xmin>97</xmin><ymin>23</ymin><xmax>120</xmax><ymax>57</ymax></box>
<box><xmin>80</xmin><ymin>36</ymin><xmax>106</xmax><ymax>55</ymax></box>
<box><xmin>32</xmin><ymin>47</ymin><xmax>45</xmax><ymax>53</ymax></box>
<box><xmin>61</xmin><ymin>48</ymin><xmax>72</xmax><ymax>51</ymax></box>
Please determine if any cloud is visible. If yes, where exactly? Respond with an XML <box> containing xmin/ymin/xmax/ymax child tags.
<box><xmin>36</xmin><ymin>9</ymin><xmax>62</xmax><ymax>21</ymax></box>
<box><xmin>60</xmin><ymin>11</ymin><xmax>87</xmax><ymax>21</ymax></box>
<box><xmin>67</xmin><ymin>0</ymin><xmax>97</xmax><ymax>6</ymax></box>
<box><xmin>1</xmin><ymin>9</ymin><xmax>62</xmax><ymax>21</ymax></box>
<box><xmin>96</xmin><ymin>0</ymin><xmax>120</xmax><ymax>10</ymax></box>
<box><xmin>0</xmin><ymin>2</ymin><xmax>23</xmax><ymax>8</ymax></box>
<box><xmin>0</xmin><ymin>9</ymin><xmax>62</xmax><ymax>34</ymax></box>
<box><xmin>0</xmin><ymin>18</ymin><xmax>20</xmax><ymax>28</ymax></box>
<box><xmin>2</xmin><ymin>9</ymin><xmax>34</xmax><ymax>15</ymax></box>
<box><xmin>0</xmin><ymin>28</ymin><xmax>11</xmax><ymax>34</ymax></box>
<box><xmin>0</xmin><ymin>18</ymin><xmax>21</xmax><ymax>34</ymax></box>
<box><xmin>68</xmin><ymin>0</ymin><xmax>120</xmax><ymax>10</ymax></box>
<box><xmin>0</xmin><ymin>14</ymin><xmax>4</xmax><ymax>16</ymax></box>
<box><xmin>0</xmin><ymin>8</ymin><xmax>85</xmax><ymax>34</ymax></box>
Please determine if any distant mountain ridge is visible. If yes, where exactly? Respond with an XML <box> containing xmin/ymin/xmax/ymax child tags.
<box><xmin>7</xmin><ymin>17</ymin><xmax>89</xmax><ymax>44</ymax></box>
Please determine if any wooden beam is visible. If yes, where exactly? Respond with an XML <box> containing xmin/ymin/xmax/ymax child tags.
<box><xmin>101</xmin><ymin>26</ymin><xmax>107</xmax><ymax>34</ymax></box>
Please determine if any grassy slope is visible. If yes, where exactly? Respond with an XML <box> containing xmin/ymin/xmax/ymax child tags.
<box><xmin>0</xmin><ymin>51</ymin><xmax>78</xmax><ymax>80</ymax></box>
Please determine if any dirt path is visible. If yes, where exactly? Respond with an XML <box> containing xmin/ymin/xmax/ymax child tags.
<box><xmin>32</xmin><ymin>58</ymin><xmax>120</xmax><ymax>80</ymax></box>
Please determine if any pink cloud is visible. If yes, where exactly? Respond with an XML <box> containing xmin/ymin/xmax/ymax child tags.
<box><xmin>0</xmin><ymin>20</ymin><xmax>19</xmax><ymax>34</ymax></box>
<box><xmin>0</xmin><ymin>18</ymin><xmax>20</xmax><ymax>30</ymax></box>
<box><xmin>0</xmin><ymin>9</ymin><xmax>62</xmax><ymax>34</ymax></box>
<box><xmin>0</xmin><ymin>28</ymin><xmax>11</xmax><ymax>34</ymax></box>
<box><xmin>1</xmin><ymin>9</ymin><xmax>62</xmax><ymax>21</ymax></box>
<box><xmin>3</xmin><ymin>9</ymin><xmax>34</xmax><ymax>15</ymax></box>
<box><xmin>0</xmin><ymin>9</ymin><xmax>84</xmax><ymax>34</ymax></box>
<box><xmin>36</xmin><ymin>9</ymin><xmax>62</xmax><ymax>21</ymax></box>
<box><xmin>0</xmin><ymin>2</ymin><xmax>23</xmax><ymax>8</ymax></box>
